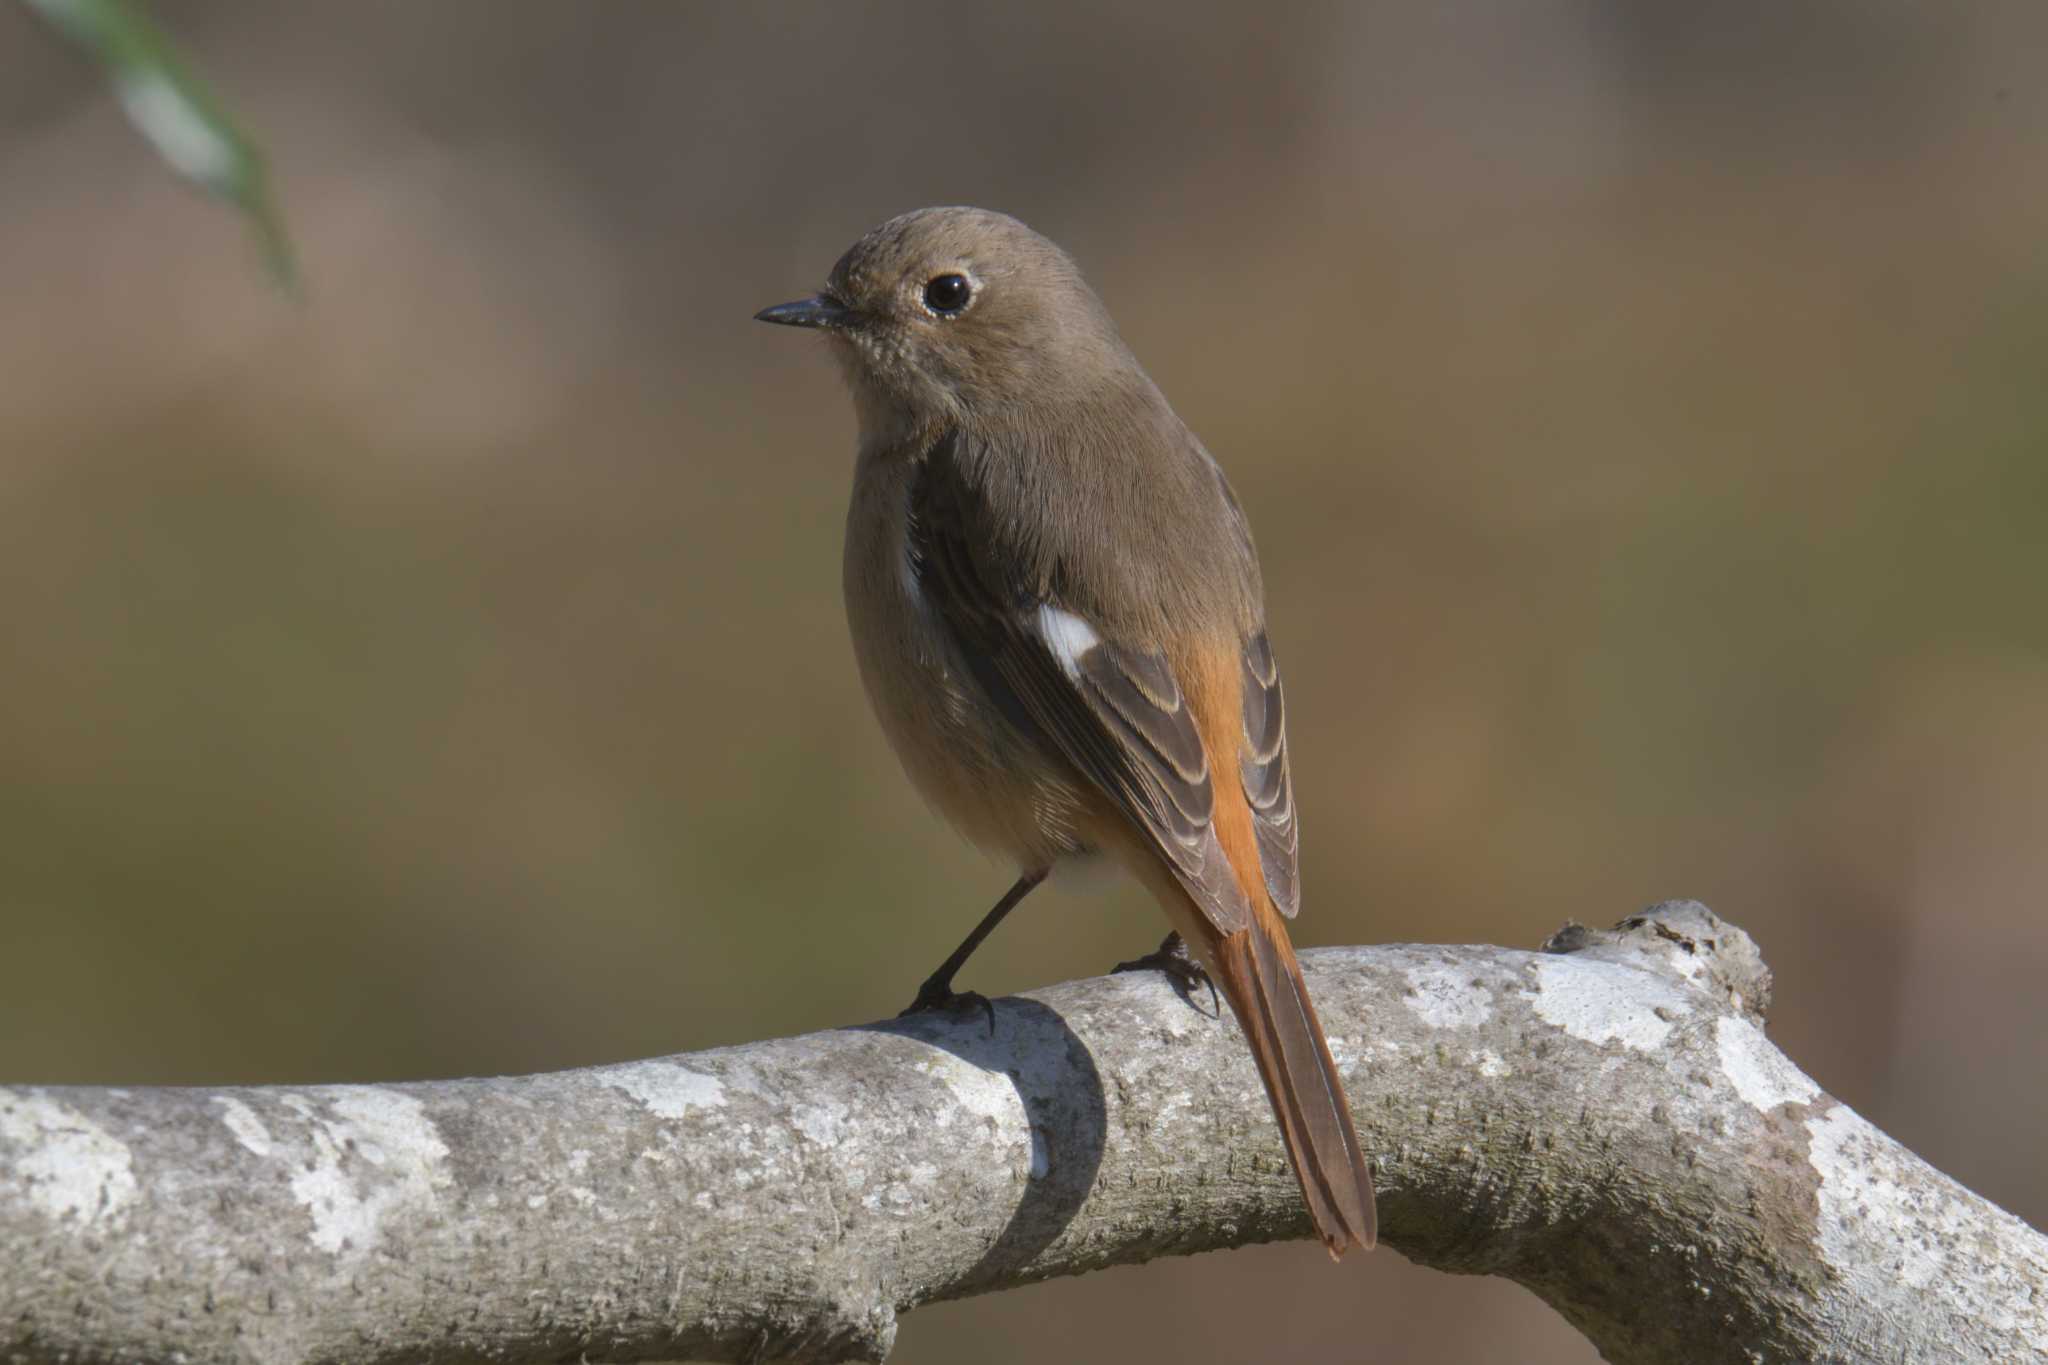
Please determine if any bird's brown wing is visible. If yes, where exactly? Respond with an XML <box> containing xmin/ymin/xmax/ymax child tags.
<box><xmin>908</xmin><ymin>434</ymin><xmax>1253</xmax><ymax>933</ymax></box>
<box><xmin>909</xmin><ymin>435</ymin><xmax>1374</xmax><ymax>1256</ymax></box>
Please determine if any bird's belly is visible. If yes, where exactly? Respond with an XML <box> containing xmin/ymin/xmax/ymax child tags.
<box><xmin>842</xmin><ymin>476</ymin><xmax>1086</xmax><ymax>868</ymax></box>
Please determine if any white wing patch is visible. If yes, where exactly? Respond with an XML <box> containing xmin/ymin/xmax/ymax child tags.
<box><xmin>1035</xmin><ymin>605</ymin><xmax>1101</xmax><ymax>679</ymax></box>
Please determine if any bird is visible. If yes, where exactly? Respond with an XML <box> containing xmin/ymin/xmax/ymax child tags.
<box><xmin>754</xmin><ymin>206</ymin><xmax>1375</xmax><ymax>1256</ymax></box>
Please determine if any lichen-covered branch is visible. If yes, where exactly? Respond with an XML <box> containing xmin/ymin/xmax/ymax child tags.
<box><xmin>3</xmin><ymin>902</ymin><xmax>2044</xmax><ymax>1364</ymax></box>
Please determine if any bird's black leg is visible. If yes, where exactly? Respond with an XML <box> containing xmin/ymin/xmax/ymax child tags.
<box><xmin>1114</xmin><ymin>930</ymin><xmax>1220</xmax><ymax>1016</ymax></box>
<box><xmin>899</xmin><ymin>868</ymin><xmax>1049</xmax><ymax>1031</ymax></box>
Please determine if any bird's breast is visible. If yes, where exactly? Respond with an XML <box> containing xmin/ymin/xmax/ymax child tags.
<box><xmin>841</xmin><ymin>456</ymin><xmax>1087</xmax><ymax>867</ymax></box>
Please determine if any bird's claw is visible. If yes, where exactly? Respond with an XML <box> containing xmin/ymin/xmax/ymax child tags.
<box><xmin>898</xmin><ymin>978</ymin><xmax>997</xmax><ymax>1035</ymax></box>
<box><xmin>1113</xmin><ymin>931</ymin><xmax>1221</xmax><ymax>1016</ymax></box>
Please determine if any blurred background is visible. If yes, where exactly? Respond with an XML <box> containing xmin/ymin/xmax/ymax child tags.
<box><xmin>4</xmin><ymin>2</ymin><xmax>2045</xmax><ymax>1360</ymax></box>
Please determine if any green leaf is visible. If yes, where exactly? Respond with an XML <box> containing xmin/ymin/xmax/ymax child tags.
<box><xmin>23</xmin><ymin>0</ymin><xmax>297</xmax><ymax>288</ymax></box>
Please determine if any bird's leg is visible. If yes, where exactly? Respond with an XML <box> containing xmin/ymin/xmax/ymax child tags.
<box><xmin>899</xmin><ymin>868</ymin><xmax>1049</xmax><ymax>1031</ymax></box>
<box><xmin>1114</xmin><ymin>930</ymin><xmax>1221</xmax><ymax>1015</ymax></box>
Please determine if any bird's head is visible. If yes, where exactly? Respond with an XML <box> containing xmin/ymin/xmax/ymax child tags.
<box><xmin>756</xmin><ymin>206</ymin><xmax>1131</xmax><ymax>440</ymax></box>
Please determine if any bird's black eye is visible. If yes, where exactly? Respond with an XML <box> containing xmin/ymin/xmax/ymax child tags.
<box><xmin>923</xmin><ymin>273</ymin><xmax>973</xmax><ymax>315</ymax></box>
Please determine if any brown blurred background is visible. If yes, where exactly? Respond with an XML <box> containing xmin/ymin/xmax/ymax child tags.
<box><xmin>4</xmin><ymin>3</ymin><xmax>2046</xmax><ymax>1360</ymax></box>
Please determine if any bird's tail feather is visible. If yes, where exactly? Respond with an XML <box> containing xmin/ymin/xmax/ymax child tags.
<box><xmin>1211</xmin><ymin>910</ymin><xmax>1377</xmax><ymax>1257</ymax></box>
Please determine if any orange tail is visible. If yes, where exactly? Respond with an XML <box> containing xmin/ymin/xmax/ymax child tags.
<box><xmin>1211</xmin><ymin>907</ymin><xmax>1377</xmax><ymax>1256</ymax></box>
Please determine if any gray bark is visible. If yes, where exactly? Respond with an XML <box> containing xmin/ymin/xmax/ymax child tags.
<box><xmin>3</xmin><ymin>902</ymin><xmax>2044</xmax><ymax>1364</ymax></box>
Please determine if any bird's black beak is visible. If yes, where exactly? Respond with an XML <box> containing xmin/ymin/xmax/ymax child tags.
<box><xmin>753</xmin><ymin>293</ymin><xmax>851</xmax><ymax>330</ymax></box>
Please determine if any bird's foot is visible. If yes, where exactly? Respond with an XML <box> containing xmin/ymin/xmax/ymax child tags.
<box><xmin>898</xmin><ymin>975</ymin><xmax>997</xmax><ymax>1035</ymax></box>
<box><xmin>1113</xmin><ymin>931</ymin><xmax>1220</xmax><ymax>1015</ymax></box>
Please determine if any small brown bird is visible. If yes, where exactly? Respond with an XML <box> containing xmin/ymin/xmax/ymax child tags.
<box><xmin>756</xmin><ymin>207</ymin><xmax>1375</xmax><ymax>1255</ymax></box>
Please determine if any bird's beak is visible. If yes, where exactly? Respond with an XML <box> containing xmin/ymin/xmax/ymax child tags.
<box><xmin>753</xmin><ymin>293</ymin><xmax>851</xmax><ymax>330</ymax></box>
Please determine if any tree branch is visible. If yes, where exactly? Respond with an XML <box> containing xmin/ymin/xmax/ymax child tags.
<box><xmin>4</xmin><ymin>902</ymin><xmax>2044</xmax><ymax>1364</ymax></box>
